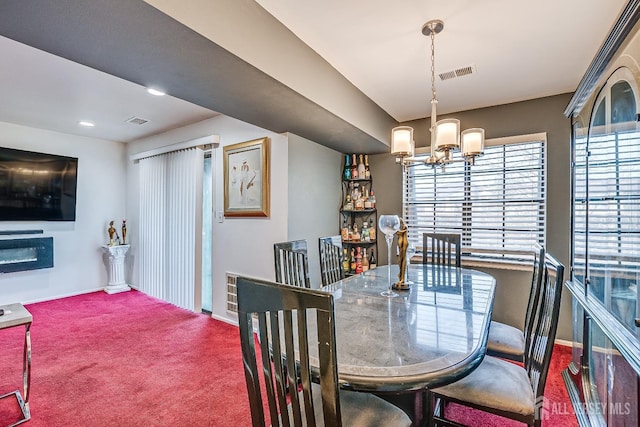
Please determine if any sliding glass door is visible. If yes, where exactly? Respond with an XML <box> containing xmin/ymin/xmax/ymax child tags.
<box><xmin>202</xmin><ymin>153</ymin><xmax>213</xmax><ymax>313</ymax></box>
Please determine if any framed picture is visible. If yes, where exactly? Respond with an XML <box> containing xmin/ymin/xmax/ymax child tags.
<box><xmin>223</xmin><ymin>137</ymin><xmax>270</xmax><ymax>217</ymax></box>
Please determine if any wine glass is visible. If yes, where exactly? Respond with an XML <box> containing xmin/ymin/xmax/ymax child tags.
<box><xmin>405</xmin><ymin>241</ymin><xmax>417</xmax><ymax>285</ymax></box>
<box><xmin>378</xmin><ymin>215</ymin><xmax>401</xmax><ymax>297</ymax></box>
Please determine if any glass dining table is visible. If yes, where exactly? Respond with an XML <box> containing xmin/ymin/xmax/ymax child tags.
<box><xmin>316</xmin><ymin>263</ymin><xmax>496</xmax><ymax>426</ymax></box>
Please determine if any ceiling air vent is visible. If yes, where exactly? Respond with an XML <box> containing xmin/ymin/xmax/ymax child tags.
<box><xmin>126</xmin><ymin>116</ymin><xmax>149</xmax><ymax>125</ymax></box>
<box><xmin>439</xmin><ymin>64</ymin><xmax>476</xmax><ymax>81</ymax></box>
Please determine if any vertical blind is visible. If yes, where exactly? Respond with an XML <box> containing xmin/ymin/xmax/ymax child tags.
<box><xmin>138</xmin><ymin>148</ymin><xmax>203</xmax><ymax>311</ymax></box>
<box><xmin>403</xmin><ymin>137</ymin><xmax>546</xmax><ymax>262</ymax></box>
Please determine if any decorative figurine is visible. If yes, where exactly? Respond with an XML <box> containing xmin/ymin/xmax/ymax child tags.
<box><xmin>121</xmin><ymin>220</ymin><xmax>127</xmax><ymax>245</ymax></box>
<box><xmin>107</xmin><ymin>220</ymin><xmax>120</xmax><ymax>246</ymax></box>
<box><xmin>393</xmin><ymin>219</ymin><xmax>410</xmax><ymax>290</ymax></box>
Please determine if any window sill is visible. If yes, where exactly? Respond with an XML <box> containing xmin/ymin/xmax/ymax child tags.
<box><xmin>410</xmin><ymin>255</ymin><xmax>532</xmax><ymax>272</ymax></box>
<box><xmin>462</xmin><ymin>258</ymin><xmax>532</xmax><ymax>272</ymax></box>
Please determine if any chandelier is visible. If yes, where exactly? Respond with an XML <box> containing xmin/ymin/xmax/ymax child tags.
<box><xmin>391</xmin><ymin>20</ymin><xmax>485</xmax><ymax>167</ymax></box>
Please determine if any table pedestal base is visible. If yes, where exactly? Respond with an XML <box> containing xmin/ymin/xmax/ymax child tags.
<box><xmin>0</xmin><ymin>390</ymin><xmax>30</xmax><ymax>427</ymax></box>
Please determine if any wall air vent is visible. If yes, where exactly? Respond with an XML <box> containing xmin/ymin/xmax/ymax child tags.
<box><xmin>439</xmin><ymin>64</ymin><xmax>476</xmax><ymax>81</ymax></box>
<box><xmin>126</xmin><ymin>116</ymin><xmax>149</xmax><ymax>125</ymax></box>
<box><xmin>226</xmin><ymin>272</ymin><xmax>238</xmax><ymax>314</ymax></box>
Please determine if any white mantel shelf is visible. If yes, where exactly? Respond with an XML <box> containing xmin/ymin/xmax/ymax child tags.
<box><xmin>101</xmin><ymin>244</ymin><xmax>131</xmax><ymax>294</ymax></box>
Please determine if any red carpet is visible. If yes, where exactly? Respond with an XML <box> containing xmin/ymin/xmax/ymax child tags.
<box><xmin>0</xmin><ymin>291</ymin><xmax>577</xmax><ymax>426</ymax></box>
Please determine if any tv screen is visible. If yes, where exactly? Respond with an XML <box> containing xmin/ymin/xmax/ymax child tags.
<box><xmin>0</xmin><ymin>147</ymin><xmax>78</xmax><ymax>221</ymax></box>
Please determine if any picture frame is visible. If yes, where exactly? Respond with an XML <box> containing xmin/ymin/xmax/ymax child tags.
<box><xmin>223</xmin><ymin>137</ymin><xmax>270</xmax><ymax>217</ymax></box>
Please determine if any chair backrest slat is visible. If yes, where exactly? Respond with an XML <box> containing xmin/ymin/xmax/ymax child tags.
<box><xmin>237</xmin><ymin>276</ymin><xmax>341</xmax><ymax>426</ymax></box>
<box><xmin>319</xmin><ymin>236</ymin><xmax>344</xmax><ymax>287</ymax></box>
<box><xmin>523</xmin><ymin>243</ymin><xmax>545</xmax><ymax>368</ymax></box>
<box><xmin>274</xmin><ymin>240</ymin><xmax>311</xmax><ymax>288</ymax></box>
<box><xmin>528</xmin><ymin>253</ymin><xmax>564</xmax><ymax>400</ymax></box>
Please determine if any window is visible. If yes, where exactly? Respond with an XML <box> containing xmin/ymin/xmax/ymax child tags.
<box><xmin>403</xmin><ymin>134</ymin><xmax>546</xmax><ymax>263</ymax></box>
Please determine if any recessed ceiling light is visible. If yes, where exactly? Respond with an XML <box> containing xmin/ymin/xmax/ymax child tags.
<box><xmin>146</xmin><ymin>88</ymin><xmax>166</xmax><ymax>96</ymax></box>
<box><xmin>79</xmin><ymin>121</ymin><xmax>95</xmax><ymax>127</ymax></box>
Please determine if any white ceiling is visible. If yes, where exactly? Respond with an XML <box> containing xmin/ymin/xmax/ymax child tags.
<box><xmin>256</xmin><ymin>0</ymin><xmax>628</xmax><ymax>121</ymax></box>
<box><xmin>0</xmin><ymin>0</ymin><xmax>630</xmax><ymax>143</ymax></box>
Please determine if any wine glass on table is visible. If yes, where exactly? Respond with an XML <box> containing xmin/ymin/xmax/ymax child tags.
<box><xmin>405</xmin><ymin>241</ymin><xmax>417</xmax><ymax>285</ymax></box>
<box><xmin>378</xmin><ymin>215</ymin><xmax>401</xmax><ymax>297</ymax></box>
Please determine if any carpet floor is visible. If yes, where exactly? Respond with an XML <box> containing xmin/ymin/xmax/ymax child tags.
<box><xmin>0</xmin><ymin>290</ymin><xmax>577</xmax><ymax>426</ymax></box>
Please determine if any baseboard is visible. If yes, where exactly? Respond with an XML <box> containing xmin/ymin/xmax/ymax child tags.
<box><xmin>22</xmin><ymin>287</ymin><xmax>104</xmax><ymax>305</ymax></box>
<box><xmin>212</xmin><ymin>313</ymin><xmax>239</xmax><ymax>327</ymax></box>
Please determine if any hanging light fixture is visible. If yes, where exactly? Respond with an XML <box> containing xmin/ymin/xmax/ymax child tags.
<box><xmin>392</xmin><ymin>19</ymin><xmax>485</xmax><ymax>167</ymax></box>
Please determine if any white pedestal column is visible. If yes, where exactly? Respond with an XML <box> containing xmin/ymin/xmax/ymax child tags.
<box><xmin>101</xmin><ymin>244</ymin><xmax>131</xmax><ymax>294</ymax></box>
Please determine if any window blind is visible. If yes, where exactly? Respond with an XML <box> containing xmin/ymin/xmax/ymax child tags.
<box><xmin>403</xmin><ymin>138</ymin><xmax>546</xmax><ymax>262</ymax></box>
<box><xmin>574</xmin><ymin>130</ymin><xmax>640</xmax><ymax>271</ymax></box>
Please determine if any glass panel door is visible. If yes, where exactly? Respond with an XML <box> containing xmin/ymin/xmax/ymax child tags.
<box><xmin>585</xmin><ymin>68</ymin><xmax>640</xmax><ymax>336</ymax></box>
<box><xmin>202</xmin><ymin>154</ymin><xmax>213</xmax><ymax>313</ymax></box>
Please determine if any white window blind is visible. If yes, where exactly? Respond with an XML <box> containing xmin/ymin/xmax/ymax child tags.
<box><xmin>403</xmin><ymin>136</ymin><xmax>546</xmax><ymax>262</ymax></box>
<box><xmin>574</xmin><ymin>130</ymin><xmax>640</xmax><ymax>271</ymax></box>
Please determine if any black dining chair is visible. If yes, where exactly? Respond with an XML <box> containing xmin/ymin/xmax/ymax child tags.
<box><xmin>486</xmin><ymin>243</ymin><xmax>546</xmax><ymax>363</ymax></box>
<box><xmin>429</xmin><ymin>253</ymin><xmax>564</xmax><ymax>427</ymax></box>
<box><xmin>318</xmin><ymin>236</ymin><xmax>344</xmax><ymax>287</ymax></box>
<box><xmin>423</xmin><ymin>233</ymin><xmax>461</xmax><ymax>292</ymax></box>
<box><xmin>422</xmin><ymin>233</ymin><xmax>461</xmax><ymax>267</ymax></box>
<box><xmin>274</xmin><ymin>240</ymin><xmax>312</xmax><ymax>288</ymax></box>
<box><xmin>236</xmin><ymin>275</ymin><xmax>412</xmax><ymax>427</ymax></box>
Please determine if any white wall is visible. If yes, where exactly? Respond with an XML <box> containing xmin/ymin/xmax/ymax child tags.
<box><xmin>126</xmin><ymin>115</ymin><xmax>288</xmax><ymax>323</ymax></box>
<box><xmin>0</xmin><ymin>121</ymin><xmax>126</xmax><ymax>305</ymax></box>
<box><xmin>286</xmin><ymin>133</ymin><xmax>342</xmax><ymax>287</ymax></box>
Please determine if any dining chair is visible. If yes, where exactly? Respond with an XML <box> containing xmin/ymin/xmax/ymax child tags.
<box><xmin>486</xmin><ymin>243</ymin><xmax>545</xmax><ymax>363</ymax></box>
<box><xmin>422</xmin><ymin>233</ymin><xmax>461</xmax><ymax>267</ymax></box>
<box><xmin>423</xmin><ymin>233</ymin><xmax>461</xmax><ymax>292</ymax></box>
<box><xmin>236</xmin><ymin>276</ymin><xmax>412</xmax><ymax>427</ymax></box>
<box><xmin>429</xmin><ymin>253</ymin><xmax>564</xmax><ymax>427</ymax></box>
<box><xmin>318</xmin><ymin>236</ymin><xmax>344</xmax><ymax>287</ymax></box>
<box><xmin>274</xmin><ymin>240</ymin><xmax>311</xmax><ymax>288</ymax></box>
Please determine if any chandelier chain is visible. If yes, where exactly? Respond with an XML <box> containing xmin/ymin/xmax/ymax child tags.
<box><xmin>430</xmin><ymin>26</ymin><xmax>436</xmax><ymax>104</ymax></box>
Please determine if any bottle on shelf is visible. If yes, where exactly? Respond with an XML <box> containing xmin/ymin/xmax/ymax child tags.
<box><xmin>341</xmin><ymin>219</ymin><xmax>349</xmax><ymax>241</ymax></box>
<box><xmin>369</xmin><ymin>218</ymin><xmax>376</xmax><ymax>241</ymax></box>
<box><xmin>364</xmin><ymin>154</ymin><xmax>371</xmax><ymax>179</ymax></box>
<box><xmin>351</xmin><ymin>154</ymin><xmax>358</xmax><ymax>179</ymax></box>
<box><xmin>343</xmin><ymin>154</ymin><xmax>352</xmax><ymax>180</ymax></box>
<box><xmin>357</xmin><ymin>154</ymin><xmax>366</xmax><ymax>179</ymax></box>
<box><xmin>355</xmin><ymin>247</ymin><xmax>363</xmax><ymax>274</ymax></box>
<box><xmin>344</xmin><ymin>194</ymin><xmax>353</xmax><ymax>211</ymax></box>
<box><xmin>364</xmin><ymin>187</ymin><xmax>372</xmax><ymax>209</ymax></box>
<box><xmin>355</xmin><ymin>190</ymin><xmax>364</xmax><ymax>210</ymax></box>
<box><xmin>347</xmin><ymin>222</ymin><xmax>353</xmax><ymax>241</ymax></box>
<box><xmin>369</xmin><ymin>189</ymin><xmax>376</xmax><ymax>209</ymax></box>
<box><xmin>349</xmin><ymin>182</ymin><xmax>358</xmax><ymax>207</ymax></box>
<box><xmin>369</xmin><ymin>249</ymin><xmax>377</xmax><ymax>269</ymax></box>
<box><xmin>352</xmin><ymin>222</ymin><xmax>361</xmax><ymax>242</ymax></box>
<box><xmin>342</xmin><ymin>248</ymin><xmax>350</xmax><ymax>274</ymax></box>
<box><xmin>362</xmin><ymin>248</ymin><xmax>370</xmax><ymax>272</ymax></box>
<box><xmin>350</xmin><ymin>248</ymin><xmax>356</xmax><ymax>273</ymax></box>
<box><xmin>362</xmin><ymin>220</ymin><xmax>370</xmax><ymax>242</ymax></box>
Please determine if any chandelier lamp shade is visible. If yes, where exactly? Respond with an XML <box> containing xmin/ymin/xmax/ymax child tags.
<box><xmin>390</xmin><ymin>126</ymin><xmax>414</xmax><ymax>157</ymax></box>
<box><xmin>392</xmin><ymin>19</ymin><xmax>485</xmax><ymax>168</ymax></box>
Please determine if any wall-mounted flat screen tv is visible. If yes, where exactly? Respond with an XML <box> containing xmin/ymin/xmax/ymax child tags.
<box><xmin>0</xmin><ymin>147</ymin><xmax>78</xmax><ymax>221</ymax></box>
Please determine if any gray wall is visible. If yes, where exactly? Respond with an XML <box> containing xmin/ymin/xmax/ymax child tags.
<box><xmin>287</xmin><ymin>133</ymin><xmax>343</xmax><ymax>287</ymax></box>
<box><xmin>370</xmin><ymin>93</ymin><xmax>574</xmax><ymax>341</ymax></box>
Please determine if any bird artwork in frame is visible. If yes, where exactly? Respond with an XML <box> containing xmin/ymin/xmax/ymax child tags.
<box><xmin>223</xmin><ymin>137</ymin><xmax>270</xmax><ymax>217</ymax></box>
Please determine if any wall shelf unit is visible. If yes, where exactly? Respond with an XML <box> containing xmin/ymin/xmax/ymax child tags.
<box><xmin>340</xmin><ymin>154</ymin><xmax>377</xmax><ymax>276</ymax></box>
